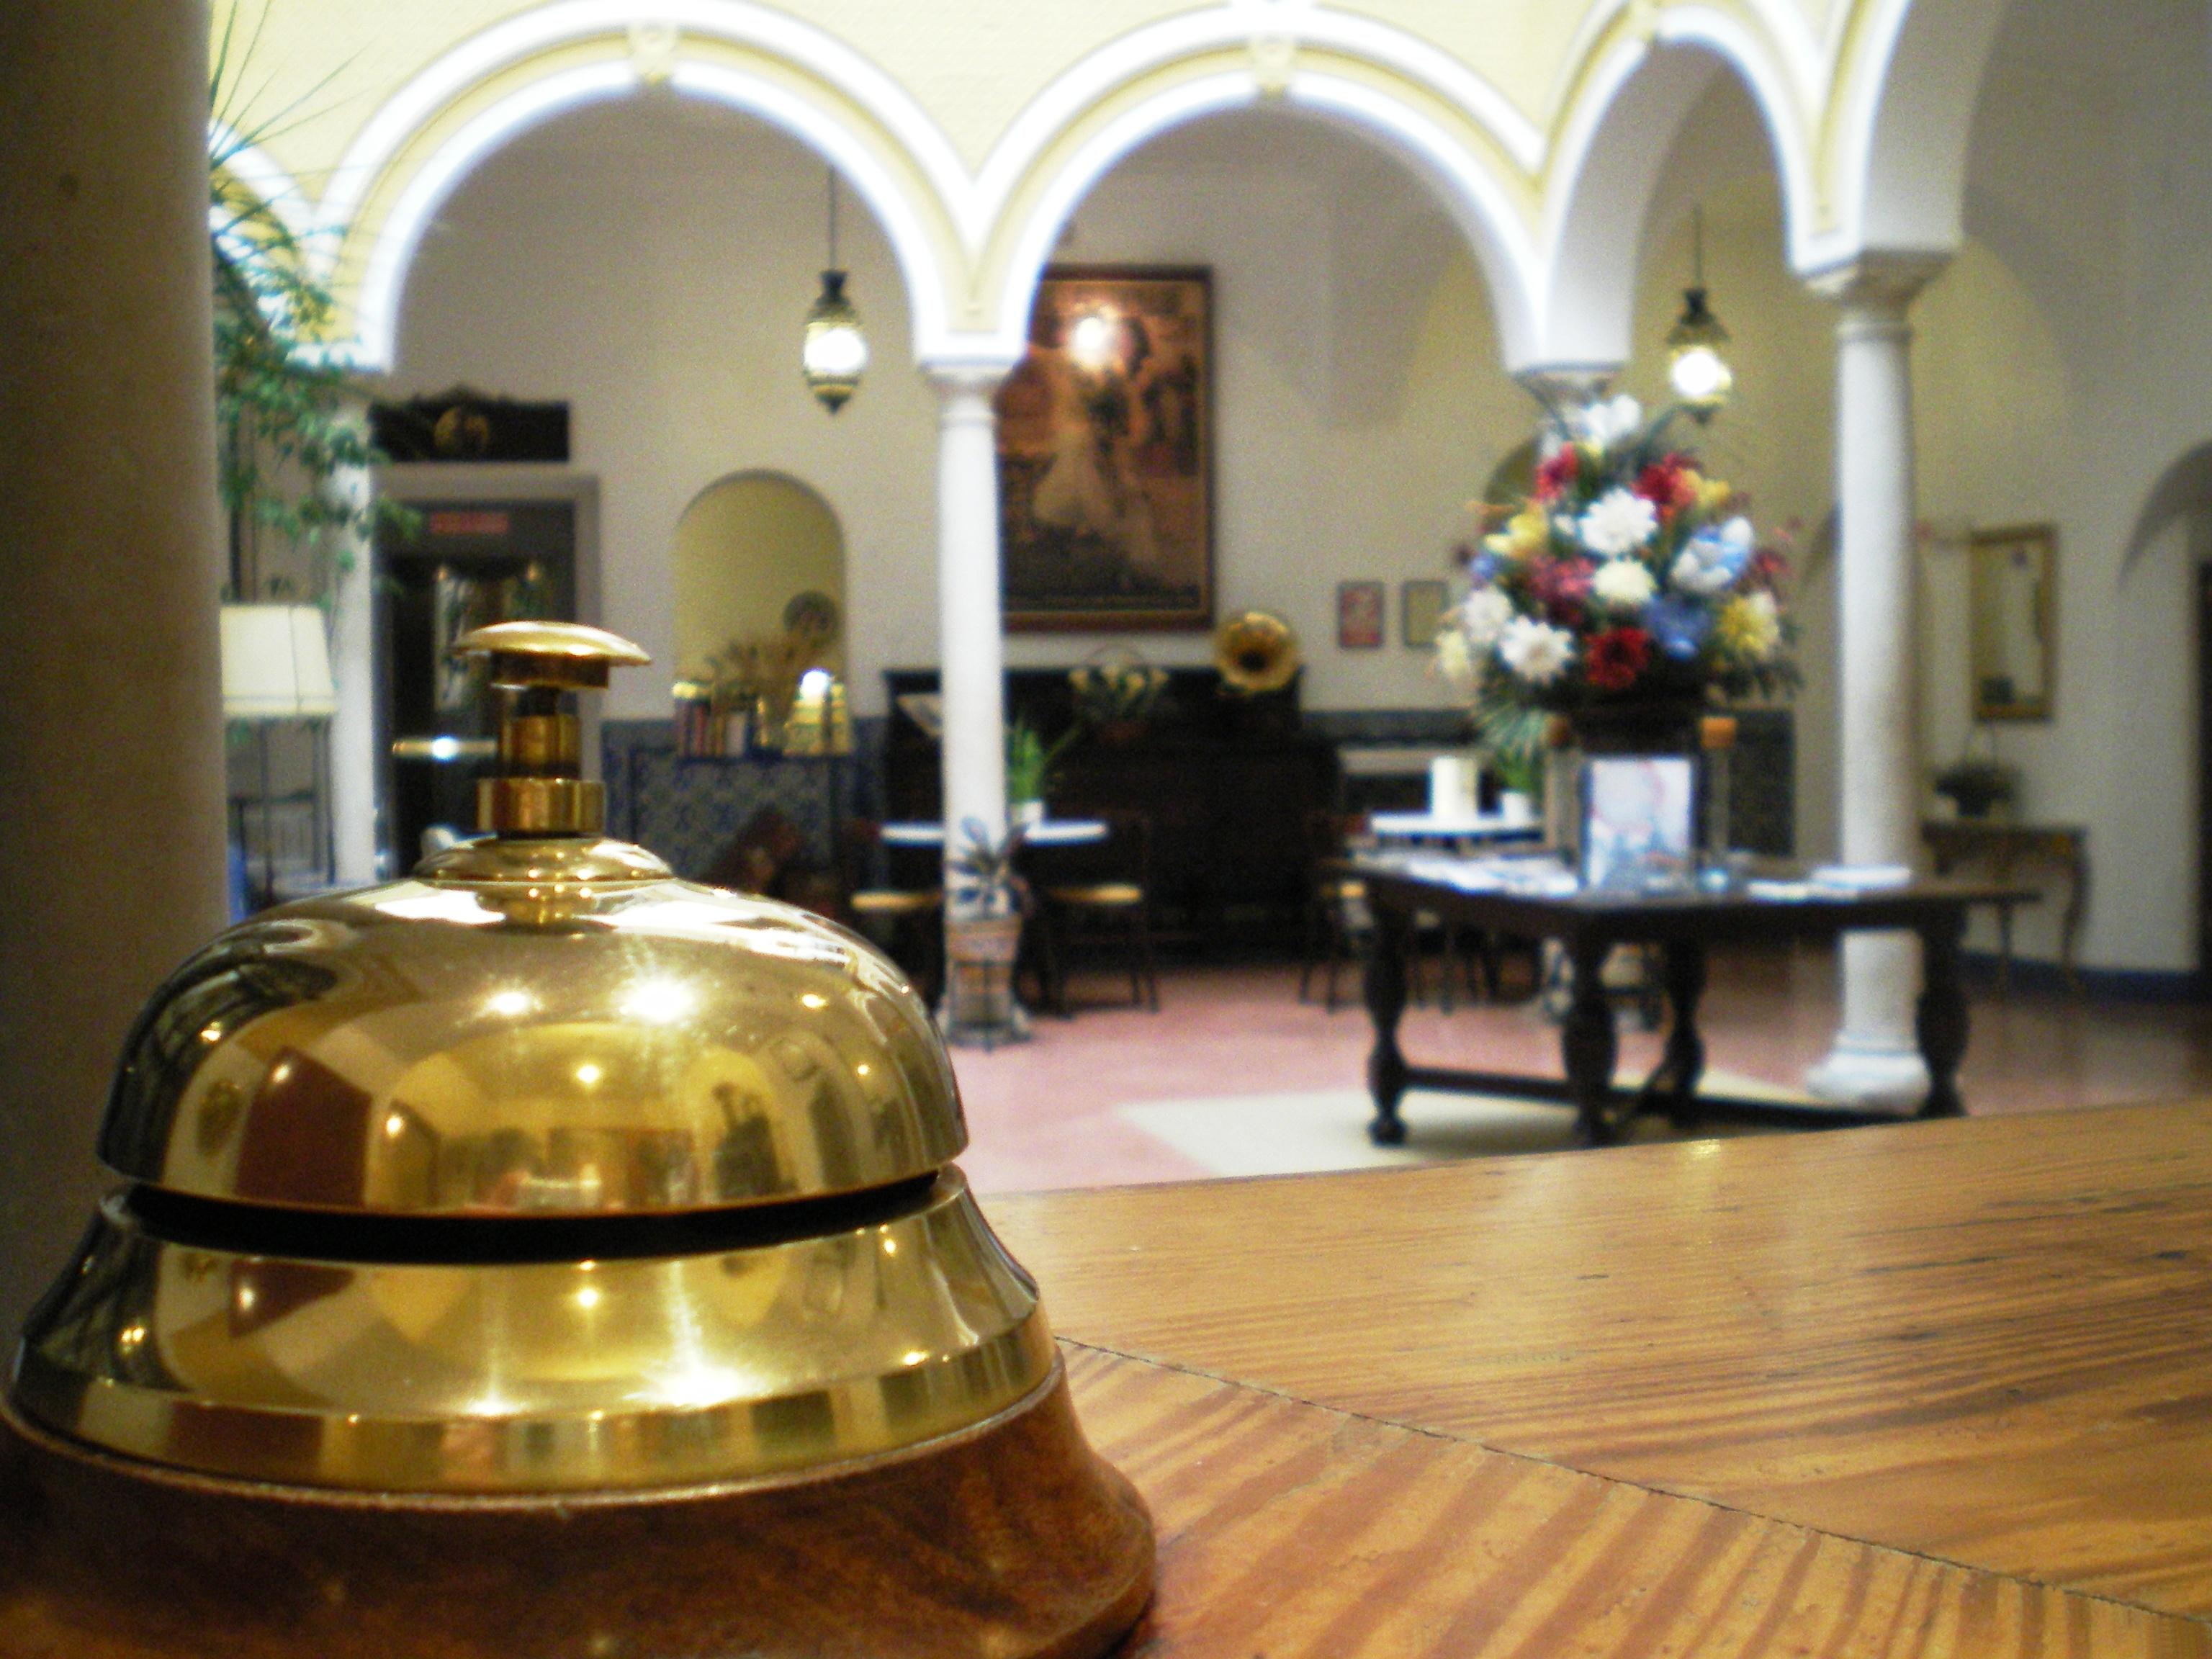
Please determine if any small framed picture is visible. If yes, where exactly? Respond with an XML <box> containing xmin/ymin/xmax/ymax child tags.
<box><xmin>1582</xmin><ymin>756</ymin><xmax>1696</xmax><ymax>891</ymax></box>
<box><xmin>1401</xmin><ymin>579</ymin><xmax>1449</xmax><ymax>648</ymax></box>
<box><xmin>1337</xmin><ymin>581</ymin><xmax>1385</xmax><ymax>649</ymax></box>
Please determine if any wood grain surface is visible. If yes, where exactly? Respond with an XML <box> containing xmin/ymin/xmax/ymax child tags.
<box><xmin>1063</xmin><ymin>1346</ymin><xmax>2208</xmax><ymax>1656</ymax></box>
<box><xmin>989</xmin><ymin>1102</ymin><xmax>2212</xmax><ymax>1622</ymax></box>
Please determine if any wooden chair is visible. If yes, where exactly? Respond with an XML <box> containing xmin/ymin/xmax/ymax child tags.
<box><xmin>839</xmin><ymin>819</ymin><xmax>944</xmax><ymax>1004</ymax></box>
<box><xmin>1298</xmin><ymin>810</ymin><xmax>1483</xmax><ymax>1013</ymax></box>
<box><xmin>1300</xmin><ymin>811</ymin><xmax>1372</xmax><ymax>1012</ymax></box>
<box><xmin>1040</xmin><ymin>811</ymin><xmax>1159</xmax><ymax>1014</ymax></box>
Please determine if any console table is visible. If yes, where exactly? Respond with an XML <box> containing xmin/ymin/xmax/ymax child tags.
<box><xmin>986</xmin><ymin>1101</ymin><xmax>2212</xmax><ymax>1654</ymax></box>
<box><xmin>1923</xmin><ymin>818</ymin><xmax>2087</xmax><ymax>988</ymax></box>
<box><xmin>1350</xmin><ymin>855</ymin><xmax>2031</xmax><ymax>1146</ymax></box>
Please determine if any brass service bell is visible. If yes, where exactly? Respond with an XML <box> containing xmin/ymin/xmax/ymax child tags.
<box><xmin>0</xmin><ymin>623</ymin><xmax>1152</xmax><ymax>1658</ymax></box>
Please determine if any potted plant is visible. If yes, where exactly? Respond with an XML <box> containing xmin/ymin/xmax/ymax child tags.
<box><xmin>1005</xmin><ymin>719</ymin><xmax>1079</xmax><ymax>827</ymax></box>
<box><xmin>1069</xmin><ymin>647</ymin><xmax>1167</xmax><ymax>746</ymax></box>
<box><xmin>943</xmin><ymin>819</ymin><xmax>1030</xmax><ymax>1046</ymax></box>
<box><xmin>1933</xmin><ymin>755</ymin><xmax>2015</xmax><ymax>819</ymax></box>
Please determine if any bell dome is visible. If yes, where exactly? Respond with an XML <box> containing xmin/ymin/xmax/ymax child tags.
<box><xmin>94</xmin><ymin>840</ymin><xmax>964</xmax><ymax>1215</ymax></box>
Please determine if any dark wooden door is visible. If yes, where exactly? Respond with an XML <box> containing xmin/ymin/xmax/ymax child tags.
<box><xmin>376</xmin><ymin>501</ymin><xmax>576</xmax><ymax>866</ymax></box>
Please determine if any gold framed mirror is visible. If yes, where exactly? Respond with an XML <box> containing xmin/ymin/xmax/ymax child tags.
<box><xmin>1968</xmin><ymin>523</ymin><xmax>2056</xmax><ymax>721</ymax></box>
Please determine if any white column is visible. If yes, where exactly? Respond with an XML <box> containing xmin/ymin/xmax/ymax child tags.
<box><xmin>931</xmin><ymin>369</ymin><xmax>1010</xmax><ymax>872</ymax></box>
<box><xmin>1807</xmin><ymin>255</ymin><xmax>1946</xmax><ymax>1108</ymax></box>
<box><xmin>329</xmin><ymin>459</ymin><xmax>381</xmax><ymax>884</ymax></box>
<box><xmin>0</xmin><ymin>0</ymin><xmax>228</xmax><ymax>1325</ymax></box>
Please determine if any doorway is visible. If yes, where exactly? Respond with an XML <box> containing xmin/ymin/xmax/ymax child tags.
<box><xmin>376</xmin><ymin>500</ymin><xmax>577</xmax><ymax>864</ymax></box>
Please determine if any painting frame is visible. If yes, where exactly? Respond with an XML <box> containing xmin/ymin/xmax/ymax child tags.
<box><xmin>994</xmin><ymin>264</ymin><xmax>1215</xmax><ymax>632</ymax></box>
<box><xmin>1401</xmin><ymin>579</ymin><xmax>1450</xmax><ymax>649</ymax></box>
<box><xmin>1967</xmin><ymin>522</ymin><xmax>2056</xmax><ymax>722</ymax></box>
<box><xmin>1338</xmin><ymin>581</ymin><xmax>1386</xmax><ymax>650</ymax></box>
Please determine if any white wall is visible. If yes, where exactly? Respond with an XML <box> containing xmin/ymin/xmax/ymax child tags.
<box><xmin>392</xmin><ymin>91</ymin><xmax>937</xmax><ymax>721</ymax></box>
<box><xmin>391</xmin><ymin>95</ymin><xmax>1531</xmax><ymax>723</ymax></box>
<box><xmin>1902</xmin><ymin>0</ymin><xmax>2212</xmax><ymax>971</ymax></box>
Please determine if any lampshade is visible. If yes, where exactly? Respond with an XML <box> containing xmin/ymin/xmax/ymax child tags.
<box><xmin>220</xmin><ymin>602</ymin><xmax>337</xmax><ymax>719</ymax></box>
<box><xmin>801</xmin><ymin>268</ymin><xmax>868</xmax><ymax>413</ymax></box>
<box><xmin>1666</xmin><ymin>287</ymin><xmax>1735</xmax><ymax>417</ymax></box>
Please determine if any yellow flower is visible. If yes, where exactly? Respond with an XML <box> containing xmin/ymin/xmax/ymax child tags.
<box><xmin>1716</xmin><ymin>593</ymin><xmax>1781</xmax><ymax>661</ymax></box>
<box><xmin>1697</xmin><ymin>477</ymin><xmax>1732</xmax><ymax>514</ymax></box>
<box><xmin>1507</xmin><ymin>508</ymin><xmax>1550</xmax><ymax>556</ymax></box>
<box><xmin>1483</xmin><ymin>532</ymin><xmax>1514</xmax><ymax>559</ymax></box>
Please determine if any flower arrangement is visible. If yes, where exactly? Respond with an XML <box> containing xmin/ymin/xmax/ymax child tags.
<box><xmin>1069</xmin><ymin>647</ymin><xmax>1167</xmax><ymax>728</ymax></box>
<box><xmin>1438</xmin><ymin>395</ymin><xmax>1796</xmax><ymax>752</ymax></box>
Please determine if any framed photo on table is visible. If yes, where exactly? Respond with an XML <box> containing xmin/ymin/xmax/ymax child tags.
<box><xmin>993</xmin><ymin>266</ymin><xmax>1214</xmax><ymax>631</ymax></box>
<box><xmin>1582</xmin><ymin>755</ymin><xmax>1696</xmax><ymax>891</ymax></box>
<box><xmin>1338</xmin><ymin>581</ymin><xmax>1385</xmax><ymax>649</ymax></box>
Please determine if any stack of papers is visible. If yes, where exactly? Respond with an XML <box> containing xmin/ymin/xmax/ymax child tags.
<box><xmin>1807</xmin><ymin>863</ymin><xmax>1913</xmax><ymax>891</ymax></box>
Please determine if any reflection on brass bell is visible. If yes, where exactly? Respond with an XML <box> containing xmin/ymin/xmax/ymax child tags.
<box><xmin>0</xmin><ymin>622</ymin><xmax>1151</xmax><ymax>1655</ymax></box>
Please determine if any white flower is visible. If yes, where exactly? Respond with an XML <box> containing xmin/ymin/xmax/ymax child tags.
<box><xmin>1577</xmin><ymin>487</ymin><xmax>1658</xmax><ymax>557</ymax></box>
<box><xmin>1670</xmin><ymin>549</ymin><xmax>1731</xmax><ymax>595</ymax></box>
<box><xmin>1571</xmin><ymin>394</ymin><xmax>1644</xmax><ymax>450</ymax></box>
<box><xmin>1458</xmin><ymin>587</ymin><xmax>1514</xmax><ymax>647</ymax></box>
<box><xmin>1498</xmin><ymin>616</ymin><xmax>1574</xmax><ymax>686</ymax></box>
<box><xmin>1592</xmin><ymin>557</ymin><xmax>1656</xmax><ymax>611</ymax></box>
<box><xmin>1671</xmin><ymin>515</ymin><xmax>1758</xmax><ymax>595</ymax></box>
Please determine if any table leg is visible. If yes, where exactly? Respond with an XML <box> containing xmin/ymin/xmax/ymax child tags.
<box><xmin>1916</xmin><ymin>912</ymin><xmax>1969</xmax><ymax>1119</ymax></box>
<box><xmin>1642</xmin><ymin>940</ymin><xmax>1707</xmax><ymax>1126</ymax></box>
<box><xmin>2062</xmin><ymin>847</ymin><xmax>2087</xmax><ymax>992</ymax></box>
<box><xmin>1563</xmin><ymin>935</ymin><xmax>1621</xmax><ymax>1146</ymax></box>
<box><xmin>1364</xmin><ymin>902</ymin><xmax>1412</xmax><ymax>1146</ymax></box>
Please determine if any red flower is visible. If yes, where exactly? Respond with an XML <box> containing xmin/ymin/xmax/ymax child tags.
<box><xmin>1532</xmin><ymin>555</ymin><xmax>1594</xmax><ymax>623</ymax></box>
<box><xmin>1635</xmin><ymin>458</ymin><xmax>1698</xmax><ymax>521</ymax></box>
<box><xmin>1534</xmin><ymin>445</ymin><xmax>1580</xmax><ymax>502</ymax></box>
<box><xmin>1586</xmin><ymin>627</ymin><xmax>1652</xmax><ymax>692</ymax></box>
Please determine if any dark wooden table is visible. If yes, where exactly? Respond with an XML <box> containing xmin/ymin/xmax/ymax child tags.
<box><xmin>1348</xmin><ymin>855</ymin><xmax>2032</xmax><ymax>1146</ymax></box>
<box><xmin>1924</xmin><ymin>818</ymin><xmax>2087</xmax><ymax>988</ymax></box>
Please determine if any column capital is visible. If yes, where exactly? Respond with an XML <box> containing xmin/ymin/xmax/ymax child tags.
<box><xmin>923</xmin><ymin>361</ymin><xmax>1012</xmax><ymax>401</ymax></box>
<box><xmin>1802</xmin><ymin>250</ymin><xmax>1949</xmax><ymax>316</ymax></box>
<box><xmin>1512</xmin><ymin>363</ymin><xmax>1620</xmax><ymax>413</ymax></box>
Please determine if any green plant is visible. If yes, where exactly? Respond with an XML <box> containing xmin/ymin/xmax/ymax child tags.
<box><xmin>1005</xmin><ymin>719</ymin><xmax>1081</xmax><ymax>805</ymax></box>
<box><xmin>1472</xmin><ymin>676</ymin><xmax>1549</xmax><ymax>797</ymax></box>
<box><xmin>947</xmin><ymin>819</ymin><xmax>1030</xmax><ymax>918</ymax></box>
<box><xmin>211</xmin><ymin>15</ymin><xmax>413</xmax><ymax>602</ymax></box>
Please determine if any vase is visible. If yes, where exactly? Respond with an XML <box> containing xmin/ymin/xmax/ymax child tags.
<box><xmin>1567</xmin><ymin>693</ymin><xmax>1705</xmax><ymax>755</ymax></box>
<box><xmin>943</xmin><ymin>912</ymin><xmax>1027</xmax><ymax>1049</ymax></box>
<box><xmin>1095</xmin><ymin>718</ymin><xmax>1147</xmax><ymax>748</ymax></box>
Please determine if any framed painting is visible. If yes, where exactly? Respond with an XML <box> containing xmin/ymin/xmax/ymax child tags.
<box><xmin>994</xmin><ymin>266</ymin><xmax>1214</xmax><ymax>631</ymax></box>
<box><xmin>1967</xmin><ymin>523</ymin><xmax>2056</xmax><ymax>721</ymax></box>
<box><xmin>1338</xmin><ymin>581</ymin><xmax>1385</xmax><ymax>649</ymax></box>
<box><xmin>1401</xmin><ymin>579</ymin><xmax>1449</xmax><ymax>648</ymax></box>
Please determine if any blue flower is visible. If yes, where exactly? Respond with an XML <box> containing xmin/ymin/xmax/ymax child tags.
<box><xmin>1646</xmin><ymin>595</ymin><xmax>1712</xmax><ymax>660</ymax></box>
<box><xmin>1469</xmin><ymin>550</ymin><xmax>1506</xmax><ymax>584</ymax></box>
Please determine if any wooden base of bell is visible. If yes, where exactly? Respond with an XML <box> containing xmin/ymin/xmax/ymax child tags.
<box><xmin>0</xmin><ymin>1365</ymin><xmax>1152</xmax><ymax>1659</ymax></box>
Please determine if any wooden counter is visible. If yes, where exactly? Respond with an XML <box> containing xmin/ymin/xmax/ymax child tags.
<box><xmin>986</xmin><ymin>1102</ymin><xmax>2212</xmax><ymax>1655</ymax></box>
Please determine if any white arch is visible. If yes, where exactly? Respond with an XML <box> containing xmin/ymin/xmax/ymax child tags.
<box><xmin>981</xmin><ymin>72</ymin><xmax>1542</xmax><ymax>370</ymax></box>
<box><xmin>1826</xmin><ymin>0</ymin><xmax>2010</xmax><ymax>267</ymax></box>
<box><xmin>325</xmin><ymin>1</ymin><xmax>966</xmax><ymax>369</ymax></box>
<box><xmin>1531</xmin><ymin>14</ymin><xmax>1818</xmax><ymax>368</ymax></box>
